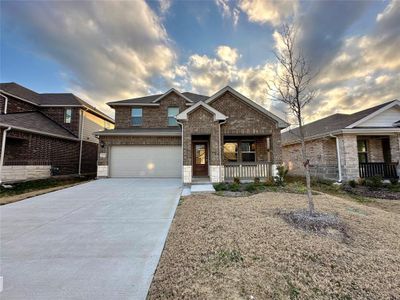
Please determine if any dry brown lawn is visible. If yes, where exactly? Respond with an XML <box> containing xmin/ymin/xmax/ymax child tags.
<box><xmin>148</xmin><ymin>192</ymin><xmax>400</xmax><ymax>300</ymax></box>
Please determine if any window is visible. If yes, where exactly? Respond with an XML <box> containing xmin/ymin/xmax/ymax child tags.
<box><xmin>168</xmin><ymin>107</ymin><xmax>179</xmax><ymax>126</ymax></box>
<box><xmin>64</xmin><ymin>108</ymin><xmax>72</xmax><ymax>124</ymax></box>
<box><xmin>131</xmin><ymin>108</ymin><xmax>142</xmax><ymax>126</ymax></box>
<box><xmin>357</xmin><ymin>139</ymin><xmax>368</xmax><ymax>163</ymax></box>
<box><xmin>241</xmin><ymin>141</ymin><xmax>256</xmax><ymax>162</ymax></box>
<box><xmin>224</xmin><ymin>142</ymin><xmax>238</xmax><ymax>162</ymax></box>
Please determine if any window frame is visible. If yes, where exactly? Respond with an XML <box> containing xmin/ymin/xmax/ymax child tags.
<box><xmin>240</xmin><ymin>140</ymin><xmax>256</xmax><ymax>162</ymax></box>
<box><xmin>131</xmin><ymin>108</ymin><xmax>143</xmax><ymax>126</ymax></box>
<box><xmin>357</xmin><ymin>139</ymin><xmax>368</xmax><ymax>163</ymax></box>
<box><xmin>64</xmin><ymin>108</ymin><xmax>72</xmax><ymax>124</ymax></box>
<box><xmin>223</xmin><ymin>142</ymin><xmax>239</xmax><ymax>162</ymax></box>
<box><xmin>167</xmin><ymin>106</ymin><xmax>179</xmax><ymax>127</ymax></box>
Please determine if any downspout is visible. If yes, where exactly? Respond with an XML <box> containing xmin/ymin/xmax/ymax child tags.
<box><xmin>78</xmin><ymin>108</ymin><xmax>87</xmax><ymax>176</ymax></box>
<box><xmin>330</xmin><ymin>134</ymin><xmax>342</xmax><ymax>183</ymax></box>
<box><xmin>176</xmin><ymin>119</ymin><xmax>184</xmax><ymax>183</ymax></box>
<box><xmin>0</xmin><ymin>92</ymin><xmax>8</xmax><ymax>114</ymax></box>
<box><xmin>218</xmin><ymin>119</ymin><xmax>227</xmax><ymax>182</ymax></box>
<box><xmin>0</xmin><ymin>126</ymin><xmax>11</xmax><ymax>184</ymax></box>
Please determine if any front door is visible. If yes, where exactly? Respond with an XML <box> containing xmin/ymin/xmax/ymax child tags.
<box><xmin>193</xmin><ymin>142</ymin><xmax>208</xmax><ymax>176</ymax></box>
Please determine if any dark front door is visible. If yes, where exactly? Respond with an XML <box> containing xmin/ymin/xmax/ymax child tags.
<box><xmin>382</xmin><ymin>138</ymin><xmax>391</xmax><ymax>163</ymax></box>
<box><xmin>193</xmin><ymin>142</ymin><xmax>208</xmax><ymax>176</ymax></box>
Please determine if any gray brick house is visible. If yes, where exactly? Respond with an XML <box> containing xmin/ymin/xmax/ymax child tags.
<box><xmin>95</xmin><ymin>86</ymin><xmax>289</xmax><ymax>183</ymax></box>
<box><xmin>282</xmin><ymin>100</ymin><xmax>400</xmax><ymax>181</ymax></box>
<box><xmin>0</xmin><ymin>82</ymin><xmax>114</xmax><ymax>183</ymax></box>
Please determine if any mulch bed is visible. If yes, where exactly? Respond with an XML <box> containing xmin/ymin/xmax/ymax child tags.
<box><xmin>343</xmin><ymin>185</ymin><xmax>400</xmax><ymax>200</ymax></box>
<box><xmin>148</xmin><ymin>192</ymin><xmax>400</xmax><ymax>299</ymax></box>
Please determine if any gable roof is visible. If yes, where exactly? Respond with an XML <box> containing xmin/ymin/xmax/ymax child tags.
<box><xmin>107</xmin><ymin>91</ymin><xmax>208</xmax><ymax>106</ymax></box>
<box><xmin>0</xmin><ymin>112</ymin><xmax>78</xmax><ymax>140</ymax></box>
<box><xmin>282</xmin><ymin>99</ymin><xmax>400</xmax><ymax>145</ymax></box>
<box><xmin>176</xmin><ymin>101</ymin><xmax>228</xmax><ymax>121</ymax></box>
<box><xmin>152</xmin><ymin>88</ymin><xmax>193</xmax><ymax>103</ymax></box>
<box><xmin>205</xmin><ymin>86</ymin><xmax>289</xmax><ymax>128</ymax></box>
<box><xmin>0</xmin><ymin>82</ymin><xmax>114</xmax><ymax>123</ymax></box>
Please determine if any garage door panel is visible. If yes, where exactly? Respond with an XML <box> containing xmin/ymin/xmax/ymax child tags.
<box><xmin>110</xmin><ymin>146</ymin><xmax>181</xmax><ymax>178</ymax></box>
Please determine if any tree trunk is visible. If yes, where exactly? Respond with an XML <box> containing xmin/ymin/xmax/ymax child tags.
<box><xmin>300</xmin><ymin>137</ymin><xmax>315</xmax><ymax>216</ymax></box>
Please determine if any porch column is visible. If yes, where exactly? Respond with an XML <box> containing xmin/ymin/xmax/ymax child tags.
<box><xmin>182</xmin><ymin>123</ymin><xmax>192</xmax><ymax>184</ymax></box>
<box><xmin>390</xmin><ymin>133</ymin><xmax>400</xmax><ymax>176</ymax></box>
<box><xmin>338</xmin><ymin>134</ymin><xmax>359</xmax><ymax>181</ymax></box>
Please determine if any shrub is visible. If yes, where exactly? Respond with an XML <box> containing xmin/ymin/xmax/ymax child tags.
<box><xmin>265</xmin><ymin>177</ymin><xmax>276</xmax><ymax>186</ymax></box>
<box><xmin>348</xmin><ymin>180</ymin><xmax>357</xmax><ymax>188</ymax></box>
<box><xmin>357</xmin><ymin>178</ymin><xmax>366</xmax><ymax>186</ymax></box>
<box><xmin>233</xmin><ymin>177</ymin><xmax>241</xmax><ymax>184</ymax></box>
<box><xmin>390</xmin><ymin>178</ymin><xmax>399</xmax><ymax>185</ymax></box>
<box><xmin>245</xmin><ymin>183</ymin><xmax>257</xmax><ymax>193</ymax></box>
<box><xmin>214</xmin><ymin>182</ymin><xmax>228</xmax><ymax>191</ymax></box>
<box><xmin>229</xmin><ymin>183</ymin><xmax>240</xmax><ymax>192</ymax></box>
<box><xmin>274</xmin><ymin>165</ymin><xmax>288</xmax><ymax>186</ymax></box>
<box><xmin>365</xmin><ymin>176</ymin><xmax>383</xmax><ymax>189</ymax></box>
<box><xmin>254</xmin><ymin>177</ymin><xmax>260</xmax><ymax>184</ymax></box>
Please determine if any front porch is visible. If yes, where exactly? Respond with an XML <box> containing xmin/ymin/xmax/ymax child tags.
<box><xmin>340</xmin><ymin>134</ymin><xmax>400</xmax><ymax>180</ymax></box>
<box><xmin>188</xmin><ymin>135</ymin><xmax>275</xmax><ymax>183</ymax></box>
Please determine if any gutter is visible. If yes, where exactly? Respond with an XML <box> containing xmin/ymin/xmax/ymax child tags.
<box><xmin>0</xmin><ymin>93</ymin><xmax>8</xmax><ymax>114</ymax></box>
<box><xmin>330</xmin><ymin>134</ymin><xmax>342</xmax><ymax>183</ymax></box>
<box><xmin>176</xmin><ymin>118</ymin><xmax>184</xmax><ymax>182</ymax></box>
<box><xmin>78</xmin><ymin>108</ymin><xmax>88</xmax><ymax>176</ymax></box>
<box><xmin>0</xmin><ymin>126</ymin><xmax>11</xmax><ymax>184</ymax></box>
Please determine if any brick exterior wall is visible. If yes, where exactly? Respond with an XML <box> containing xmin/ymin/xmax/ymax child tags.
<box><xmin>97</xmin><ymin>135</ymin><xmax>181</xmax><ymax>166</ymax></box>
<box><xmin>282</xmin><ymin>138</ymin><xmax>339</xmax><ymax>180</ymax></box>
<box><xmin>114</xmin><ymin>92</ymin><xmax>188</xmax><ymax>129</ymax></box>
<box><xmin>209</xmin><ymin>91</ymin><xmax>282</xmax><ymax>163</ymax></box>
<box><xmin>40</xmin><ymin>107</ymin><xmax>80</xmax><ymax>136</ymax></box>
<box><xmin>0</xmin><ymin>129</ymin><xmax>98</xmax><ymax>177</ymax></box>
<box><xmin>1</xmin><ymin>94</ymin><xmax>37</xmax><ymax>113</ymax></box>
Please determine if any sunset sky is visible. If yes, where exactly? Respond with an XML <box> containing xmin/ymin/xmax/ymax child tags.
<box><xmin>1</xmin><ymin>0</ymin><xmax>399</xmax><ymax>122</ymax></box>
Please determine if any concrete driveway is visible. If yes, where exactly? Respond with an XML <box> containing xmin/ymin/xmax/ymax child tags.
<box><xmin>1</xmin><ymin>178</ymin><xmax>182</xmax><ymax>300</ymax></box>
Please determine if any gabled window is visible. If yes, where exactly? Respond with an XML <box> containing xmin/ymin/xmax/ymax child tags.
<box><xmin>64</xmin><ymin>108</ymin><xmax>72</xmax><ymax>124</ymax></box>
<box><xmin>131</xmin><ymin>108</ymin><xmax>142</xmax><ymax>126</ymax></box>
<box><xmin>241</xmin><ymin>141</ymin><xmax>256</xmax><ymax>162</ymax></box>
<box><xmin>168</xmin><ymin>107</ymin><xmax>179</xmax><ymax>126</ymax></box>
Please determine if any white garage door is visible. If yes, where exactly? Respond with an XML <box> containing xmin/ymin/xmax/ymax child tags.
<box><xmin>110</xmin><ymin>145</ymin><xmax>181</xmax><ymax>178</ymax></box>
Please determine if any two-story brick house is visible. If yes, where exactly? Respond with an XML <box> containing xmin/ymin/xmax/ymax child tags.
<box><xmin>96</xmin><ymin>86</ymin><xmax>288</xmax><ymax>183</ymax></box>
<box><xmin>0</xmin><ymin>82</ymin><xmax>114</xmax><ymax>183</ymax></box>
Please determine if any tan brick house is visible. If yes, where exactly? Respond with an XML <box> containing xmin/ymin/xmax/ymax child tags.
<box><xmin>0</xmin><ymin>82</ymin><xmax>114</xmax><ymax>183</ymax></box>
<box><xmin>95</xmin><ymin>86</ymin><xmax>289</xmax><ymax>183</ymax></box>
<box><xmin>282</xmin><ymin>100</ymin><xmax>400</xmax><ymax>181</ymax></box>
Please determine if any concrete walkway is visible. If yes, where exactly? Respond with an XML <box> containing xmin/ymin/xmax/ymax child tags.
<box><xmin>1</xmin><ymin>178</ymin><xmax>182</xmax><ymax>300</ymax></box>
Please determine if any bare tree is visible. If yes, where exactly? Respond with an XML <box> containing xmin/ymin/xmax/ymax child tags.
<box><xmin>267</xmin><ymin>24</ymin><xmax>317</xmax><ymax>216</ymax></box>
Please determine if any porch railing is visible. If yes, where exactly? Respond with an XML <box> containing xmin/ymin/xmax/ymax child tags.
<box><xmin>359</xmin><ymin>162</ymin><xmax>398</xmax><ymax>179</ymax></box>
<box><xmin>224</xmin><ymin>161</ymin><xmax>271</xmax><ymax>180</ymax></box>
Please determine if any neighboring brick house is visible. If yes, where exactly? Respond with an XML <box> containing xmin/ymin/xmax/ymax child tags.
<box><xmin>95</xmin><ymin>86</ymin><xmax>289</xmax><ymax>183</ymax></box>
<box><xmin>282</xmin><ymin>100</ymin><xmax>400</xmax><ymax>181</ymax></box>
<box><xmin>0</xmin><ymin>82</ymin><xmax>114</xmax><ymax>183</ymax></box>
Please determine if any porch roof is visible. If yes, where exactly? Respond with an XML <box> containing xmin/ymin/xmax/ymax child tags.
<box><xmin>282</xmin><ymin>99</ymin><xmax>400</xmax><ymax>145</ymax></box>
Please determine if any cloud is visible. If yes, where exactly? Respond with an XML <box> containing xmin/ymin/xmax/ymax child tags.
<box><xmin>1</xmin><ymin>1</ymin><xmax>177</xmax><ymax>115</ymax></box>
<box><xmin>216</xmin><ymin>46</ymin><xmax>240</xmax><ymax>64</ymax></box>
<box><xmin>215</xmin><ymin>0</ymin><xmax>240</xmax><ymax>26</ymax></box>
<box><xmin>239</xmin><ymin>0</ymin><xmax>298</xmax><ymax>26</ymax></box>
<box><xmin>159</xmin><ymin>0</ymin><xmax>172</xmax><ymax>16</ymax></box>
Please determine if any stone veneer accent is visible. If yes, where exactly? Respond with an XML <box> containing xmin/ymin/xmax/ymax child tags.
<box><xmin>1</xmin><ymin>165</ymin><xmax>51</xmax><ymax>183</ymax></box>
<box><xmin>183</xmin><ymin>166</ymin><xmax>192</xmax><ymax>183</ymax></box>
<box><xmin>209</xmin><ymin>165</ymin><xmax>224</xmax><ymax>183</ymax></box>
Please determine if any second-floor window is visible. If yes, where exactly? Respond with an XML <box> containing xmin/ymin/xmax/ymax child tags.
<box><xmin>64</xmin><ymin>108</ymin><xmax>72</xmax><ymax>124</ymax></box>
<box><xmin>168</xmin><ymin>107</ymin><xmax>179</xmax><ymax>126</ymax></box>
<box><xmin>131</xmin><ymin>108</ymin><xmax>142</xmax><ymax>126</ymax></box>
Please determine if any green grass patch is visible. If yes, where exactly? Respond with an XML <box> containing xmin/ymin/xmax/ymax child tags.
<box><xmin>0</xmin><ymin>176</ymin><xmax>92</xmax><ymax>198</ymax></box>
